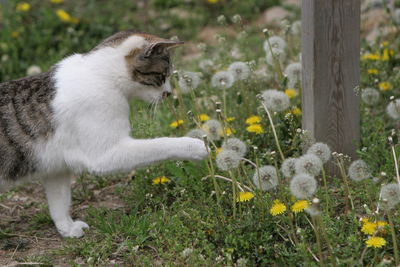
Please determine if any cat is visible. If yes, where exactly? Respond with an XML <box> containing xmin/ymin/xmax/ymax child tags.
<box><xmin>0</xmin><ymin>30</ymin><xmax>209</xmax><ymax>238</ymax></box>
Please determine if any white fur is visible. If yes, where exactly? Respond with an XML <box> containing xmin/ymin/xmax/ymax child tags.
<box><xmin>14</xmin><ymin>36</ymin><xmax>209</xmax><ymax>238</ymax></box>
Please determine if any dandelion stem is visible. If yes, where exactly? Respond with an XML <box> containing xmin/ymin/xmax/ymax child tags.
<box><xmin>311</xmin><ymin>217</ymin><xmax>325</xmax><ymax>267</ymax></box>
<box><xmin>336</xmin><ymin>157</ymin><xmax>355</xmax><ymax>212</ymax></box>
<box><xmin>201</xmin><ymin>175</ymin><xmax>252</xmax><ymax>192</ymax></box>
<box><xmin>261</xmin><ymin>102</ymin><xmax>285</xmax><ymax>161</ymax></box>
<box><xmin>388</xmin><ymin>212</ymin><xmax>399</xmax><ymax>265</ymax></box>
<box><xmin>321</xmin><ymin>167</ymin><xmax>331</xmax><ymax>212</ymax></box>
<box><xmin>390</xmin><ymin>142</ymin><xmax>400</xmax><ymax>187</ymax></box>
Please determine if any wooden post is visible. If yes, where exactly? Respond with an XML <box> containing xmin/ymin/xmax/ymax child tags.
<box><xmin>302</xmin><ymin>0</ymin><xmax>360</xmax><ymax>166</ymax></box>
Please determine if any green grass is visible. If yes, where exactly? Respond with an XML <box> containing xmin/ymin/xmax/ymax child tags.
<box><xmin>1</xmin><ymin>0</ymin><xmax>400</xmax><ymax>266</ymax></box>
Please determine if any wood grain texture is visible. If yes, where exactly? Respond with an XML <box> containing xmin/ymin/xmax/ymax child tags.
<box><xmin>301</xmin><ymin>0</ymin><xmax>360</xmax><ymax>163</ymax></box>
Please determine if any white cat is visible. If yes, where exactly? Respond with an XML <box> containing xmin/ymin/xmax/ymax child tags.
<box><xmin>0</xmin><ymin>30</ymin><xmax>209</xmax><ymax>238</ymax></box>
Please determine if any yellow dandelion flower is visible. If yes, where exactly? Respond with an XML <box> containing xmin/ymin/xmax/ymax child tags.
<box><xmin>382</xmin><ymin>41</ymin><xmax>389</xmax><ymax>47</ymax></box>
<box><xmin>367</xmin><ymin>69</ymin><xmax>379</xmax><ymax>75</ymax></box>
<box><xmin>50</xmin><ymin>0</ymin><xmax>64</xmax><ymax>3</ymax></box>
<box><xmin>169</xmin><ymin>119</ymin><xmax>184</xmax><ymax>128</ymax></box>
<box><xmin>285</xmin><ymin>88</ymin><xmax>298</xmax><ymax>99</ymax></box>
<box><xmin>376</xmin><ymin>221</ymin><xmax>387</xmax><ymax>228</ymax></box>
<box><xmin>237</xmin><ymin>192</ymin><xmax>255</xmax><ymax>202</ymax></box>
<box><xmin>16</xmin><ymin>2</ymin><xmax>30</xmax><ymax>12</ymax></box>
<box><xmin>152</xmin><ymin>176</ymin><xmax>170</xmax><ymax>185</ymax></box>
<box><xmin>207</xmin><ymin>0</ymin><xmax>218</xmax><ymax>3</ymax></box>
<box><xmin>226</xmin><ymin>116</ymin><xmax>235</xmax><ymax>122</ymax></box>
<box><xmin>270</xmin><ymin>200</ymin><xmax>287</xmax><ymax>216</ymax></box>
<box><xmin>216</xmin><ymin>147</ymin><xmax>222</xmax><ymax>155</ymax></box>
<box><xmin>245</xmin><ymin>115</ymin><xmax>261</xmax><ymax>125</ymax></box>
<box><xmin>361</xmin><ymin>53</ymin><xmax>381</xmax><ymax>61</ymax></box>
<box><xmin>382</xmin><ymin>49</ymin><xmax>391</xmax><ymax>61</ymax></box>
<box><xmin>361</xmin><ymin>222</ymin><xmax>377</xmax><ymax>235</ymax></box>
<box><xmin>365</xmin><ymin>237</ymin><xmax>386</xmax><ymax>248</ymax></box>
<box><xmin>291</xmin><ymin>200</ymin><xmax>310</xmax><ymax>213</ymax></box>
<box><xmin>379</xmin><ymin>82</ymin><xmax>392</xmax><ymax>91</ymax></box>
<box><xmin>291</xmin><ymin>107</ymin><xmax>302</xmax><ymax>116</ymax></box>
<box><xmin>198</xmin><ymin>114</ymin><xmax>210</xmax><ymax>122</ymax></box>
<box><xmin>246</xmin><ymin>124</ymin><xmax>264</xmax><ymax>134</ymax></box>
<box><xmin>224</xmin><ymin>127</ymin><xmax>234</xmax><ymax>136</ymax></box>
<box><xmin>361</xmin><ymin>218</ymin><xmax>370</xmax><ymax>223</ymax></box>
<box><xmin>11</xmin><ymin>31</ymin><xmax>20</xmax><ymax>38</ymax></box>
<box><xmin>56</xmin><ymin>9</ymin><xmax>79</xmax><ymax>24</ymax></box>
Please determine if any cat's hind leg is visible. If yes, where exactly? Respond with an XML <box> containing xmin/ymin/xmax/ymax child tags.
<box><xmin>42</xmin><ymin>173</ymin><xmax>88</xmax><ymax>238</ymax></box>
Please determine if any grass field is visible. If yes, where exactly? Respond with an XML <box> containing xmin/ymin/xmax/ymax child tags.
<box><xmin>1</xmin><ymin>0</ymin><xmax>400</xmax><ymax>266</ymax></box>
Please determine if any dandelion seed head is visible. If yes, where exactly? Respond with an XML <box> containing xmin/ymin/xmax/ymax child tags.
<box><xmin>265</xmin><ymin>47</ymin><xmax>286</xmax><ymax>65</ymax></box>
<box><xmin>186</xmin><ymin>129</ymin><xmax>208</xmax><ymax>140</ymax></box>
<box><xmin>380</xmin><ymin>183</ymin><xmax>400</xmax><ymax>210</ymax></box>
<box><xmin>295</xmin><ymin>154</ymin><xmax>323</xmax><ymax>176</ymax></box>
<box><xmin>387</xmin><ymin>99</ymin><xmax>400</xmax><ymax>120</ymax></box>
<box><xmin>394</xmin><ymin>8</ymin><xmax>400</xmax><ymax>24</ymax></box>
<box><xmin>290</xmin><ymin>174</ymin><xmax>317</xmax><ymax>199</ymax></box>
<box><xmin>291</xmin><ymin>20</ymin><xmax>301</xmax><ymax>35</ymax></box>
<box><xmin>26</xmin><ymin>65</ymin><xmax>42</xmax><ymax>76</ymax></box>
<box><xmin>281</xmin><ymin>157</ymin><xmax>298</xmax><ymax>179</ymax></box>
<box><xmin>252</xmin><ymin>165</ymin><xmax>279</xmax><ymax>191</ymax></box>
<box><xmin>216</xmin><ymin>149</ymin><xmax>241</xmax><ymax>171</ymax></box>
<box><xmin>201</xmin><ymin>119</ymin><xmax>223</xmax><ymax>141</ymax></box>
<box><xmin>178</xmin><ymin>71</ymin><xmax>201</xmax><ymax>93</ymax></box>
<box><xmin>306</xmin><ymin>142</ymin><xmax>331</xmax><ymax>163</ymax></box>
<box><xmin>228</xmin><ymin>61</ymin><xmax>250</xmax><ymax>80</ymax></box>
<box><xmin>284</xmin><ymin>62</ymin><xmax>302</xmax><ymax>87</ymax></box>
<box><xmin>348</xmin><ymin>159</ymin><xmax>371</xmax><ymax>181</ymax></box>
<box><xmin>361</xmin><ymin>88</ymin><xmax>380</xmax><ymax>106</ymax></box>
<box><xmin>222</xmin><ymin>138</ymin><xmax>247</xmax><ymax>157</ymax></box>
<box><xmin>199</xmin><ymin>59</ymin><xmax>214</xmax><ymax>72</ymax></box>
<box><xmin>211</xmin><ymin>71</ymin><xmax>235</xmax><ymax>89</ymax></box>
<box><xmin>262</xmin><ymin>89</ymin><xmax>290</xmax><ymax>112</ymax></box>
<box><xmin>264</xmin><ymin>36</ymin><xmax>287</xmax><ymax>52</ymax></box>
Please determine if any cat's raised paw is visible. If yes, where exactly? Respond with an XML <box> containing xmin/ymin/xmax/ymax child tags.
<box><xmin>178</xmin><ymin>137</ymin><xmax>210</xmax><ymax>161</ymax></box>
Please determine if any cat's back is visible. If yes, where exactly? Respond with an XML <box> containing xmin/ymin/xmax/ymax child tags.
<box><xmin>0</xmin><ymin>70</ymin><xmax>57</xmax><ymax>181</ymax></box>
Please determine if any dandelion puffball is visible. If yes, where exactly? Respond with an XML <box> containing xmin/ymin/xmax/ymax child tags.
<box><xmin>306</xmin><ymin>142</ymin><xmax>331</xmax><ymax>163</ymax></box>
<box><xmin>26</xmin><ymin>65</ymin><xmax>42</xmax><ymax>76</ymax></box>
<box><xmin>284</xmin><ymin>62</ymin><xmax>302</xmax><ymax>88</ymax></box>
<box><xmin>295</xmin><ymin>154</ymin><xmax>323</xmax><ymax>176</ymax></box>
<box><xmin>348</xmin><ymin>159</ymin><xmax>371</xmax><ymax>181</ymax></box>
<box><xmin>361</xmin><ymin>88</ymin><xmax>380</xmax><ymax>106</ymax></box>
<box><xmin>291</xmin><ymin>20</ymin><xmax>301</xmax><ymax>35</ymax></box>
<box><xmin>178</xmin><ymin>71</ymin><xmax>201</xmax><ymax>93</ymax></box>
<box><xmin>262</xmin><ymin>89</ymin><xmax>290</xmax><ymax>112</ymax></box>
<box><xmin>290</xmin><ymin>174</ymin><xmax>317</xmax><ymax>199</ymax></box>
<box><xmin>199</xmin><ymin>59</ymin><xmax>214</xmax><ymax>72</ymax></box>
<box><xmin>386</xmin><ymin>99</ymin><xmax>400</xmax><ymax>120</ymax></box>
<box><xmin>380</xmin><ymin>183</ymin><xmax>400</xmax><ymax>210</ymax></box>
<box><xmin>186</xmin><ymin>129</ymin><xmax>208</xmax><ymax>140</ymax></box>
<box><xmin>228</xmin><ymin>61</ymin><xmax>250</xmax><ymax>80</ymax></box>
<box><xmin>266</xmin><ymin>47</ymin><xmax>286</xmax><ymax>66</ymax></box>
<box><xmin>222</xmin><ymin>138</ymin><xmax>247</xmax><ymax>158</ymax></box>
<box><xmin>211</xmin><ymin>71</ymin><xmax>235</xmax><ymax>89</ymax></box>
<box><xmin>216</xmin><ymin>149</ymin><xmax>241</xmax><ymax>171</ymax></box>
<box><xmin>281</xmin><ymin>157</ymin><xmax>298</xmax><ymax>179</ymax></box>
<box><xmin>263</xmin><ymin>36</ymin><xmax>287</xmax><ymax>52</ymax></box>
<box><xmin>252</xmin><ymin>166</ymin><xmax>279</xmax><ymax>191</ymax></box>
<box><xmin>201</xmin><ymin>119</ymin><xmax>223</xmax><ymax>141</ymax></box>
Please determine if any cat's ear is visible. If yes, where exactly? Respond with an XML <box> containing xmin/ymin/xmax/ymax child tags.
<box><xmin>144</xmin><ymin>40</ymin><xmax>184</xmax><ymax>58</ymax></box>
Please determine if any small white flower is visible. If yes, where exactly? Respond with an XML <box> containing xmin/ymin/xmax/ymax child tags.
<box><xmin>222</xmin><ymin>138</ymin><xmax>247</xmax><ymax>157</ymax></box>
<box><xmin>266</xmin><ymin>47</ymin><xmax>286</xmax><ymax>66</ymax></box>
<box><xmin>178</xmin><ymin>71</ymin><xmax>201</xmax><ymax>94</ymax></box>
<box><xmin>380</xmin><ymin>183</ymin><xmax>400</xmax><ymax>210</ymax></box>
<box><xmin>263</xmin><ymin>36</ymin><xmax>287</xmax><ymax>52</ymax></box>
<box><xmin>211</xmin><ymin>71</ymin><xmax>235</xmax><ymax>89</ymax></box>
<box><xmin>281</xmin><ymin>157</ymin><xmax>298</xmax><ymax>179</ymax></box>
<box><xmin>201</xmin><ymin>119</ymin><xmax>223</xmax><ymax>141</ymax></box>
<box><xmin>186</xmin><ymin>129</ymin><xmax>208</xmax><ymax>140</ymax></box>
<box><xmin>262</xmin><ymin>89</ymin><xmax>290</xmax><ymax>112</ymax></box>
<box><xmin>361</xmin><ymin>88</ymin><xmax>380</xmax><ymax>106</ymax></box>
<box><xmin>228</xmin><ymin>61</ymin><xmax>250</xmax><ymax>80</ymax></box>
<box><xmin>295</xmin><ymin>154</ymin><xmax>323</xmax><ymax>176</ymax></box>
<box><xmin>348</xmin><ymin>159</ymin><xmax>371</xmax><ymax>181</ymax></box>
<box><xmin>216</xmin><ymin>149</ymin><xmax>241</xmax><ymax>171</ymax></box>
<box><xmin>252</xmin><ymin>165</ymin><xmax>278</xmax><ymax>191</ymax></box>
<box><xmin>181</xmin><ymin>248</ymin><xmax>193</xmax><ymax>258</ymax></box>
<box><xmin>26</xmin><ymin>65</ymin><xmax>42</xmax><ymax>76</ymax></box>
<box><xmin>307</xmin><ymin>143</ymin><xmax>331</xmax><ymax>163</ymax></box>
<box><xmin>284</xmin><ymin>62</ymin><xmax>302</xmax><ymax>88</ymax></box>
<box><xmin>291</xmin><ymin>20</ymin><xmax>301</xmax><ymax>35</ymax></box>
<box><xmin>290</xmin><ymin>174</ymin><xmax>317</xmax><ymax>199</ymax></box>
<box><xmin>387</xmin><ymin>99</ymin><xmax>400</xmax><ymax>120</ymax></box>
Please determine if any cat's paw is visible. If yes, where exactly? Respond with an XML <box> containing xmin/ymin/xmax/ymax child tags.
<box><xmin>57</xmin><ymin>220</ymin><xmax>89</xmax><ymax>238</ymax></box>
<box><xmin>178</xmin><ymin>137</ymin><xmax>209</xmax><ymax>161</ymax></box>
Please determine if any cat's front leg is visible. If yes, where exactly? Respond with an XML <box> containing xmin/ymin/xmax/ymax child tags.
<box><xmin>42</xmin><ymin>174</ymin><xmax>89</xmax><ymax>238</ymax></box>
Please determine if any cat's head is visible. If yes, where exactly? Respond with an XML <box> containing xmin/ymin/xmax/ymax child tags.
<box><xmin>92</xmin><ymin>30</ymin><xmax>183</xmax><ymax>102</ymax></box>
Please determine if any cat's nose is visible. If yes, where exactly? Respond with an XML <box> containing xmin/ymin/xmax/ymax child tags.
<box><xmin>162</xmin><ymin>91</ymin><xmax>171</xmax><ymax>98</ymax></box>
